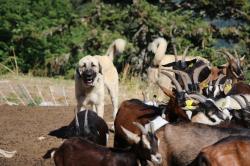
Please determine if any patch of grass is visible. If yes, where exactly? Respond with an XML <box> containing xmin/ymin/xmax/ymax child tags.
<box><xmin>119</xmin><ymin>75</ymin><xmax>168</xmax><ymax>103</ymax></box>
<box><xmin>0</xmin><ymin>73</ymin><xmax>169</xmax><ymax>106</ymax></box>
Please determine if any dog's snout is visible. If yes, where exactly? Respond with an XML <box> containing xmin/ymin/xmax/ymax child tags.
<box><xmin>84</xmin><ymin>69</ymin><xmax>94</xmax><ymax>76</ymax></box>
<box><xmin>81</xmin><ymin>68</ymin><xmax>97</xmax><ymax>86</ymax></box>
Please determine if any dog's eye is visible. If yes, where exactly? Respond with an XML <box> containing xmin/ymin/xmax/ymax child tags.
<box><xmin>91</xmin><ymin>63</ymin><xmax>96</xmax><ymax>67</ymax></box>
<box><xmin>83</xmin><ymin>63</ymin><xmax>86</xmax><ymax>68</ymax></box>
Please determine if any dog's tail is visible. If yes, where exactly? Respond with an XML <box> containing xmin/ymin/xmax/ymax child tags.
<box><xmin>148</xmin><ymin>37</ymin><xmax>168</xmax><ymax>66</ymax></box>
<box><xmin>105</xmin><ymin>39</ymin><xmax>126</xmax><ymax>62</ymax></box>
<box><xmin>148</xmin><ymin>37</ymin><xmax>167</xmax><ymax>56</ymax></box>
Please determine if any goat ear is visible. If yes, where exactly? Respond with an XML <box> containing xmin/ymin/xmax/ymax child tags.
<box><xmin>98</xmin><ymin>63</ymin><xmax>102</xmax><ymax>74</ymax></box>
<box><xmin>185</xmin><ymin>59</ymin><xmax>197</xmax><ymax>67</ymax></box>
<box><xmin>121</xmin><ymin>126</ymin><xmax>140</xmax><ymax>144</ymax></box>
<box><xmin>162</xmin><ymin>61</ymin><xmax>176</xmax><ymax>67</ymax></box>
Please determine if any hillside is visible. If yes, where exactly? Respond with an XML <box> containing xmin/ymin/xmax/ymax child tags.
<box><xmin>0</xmin><ymin>0</ymin><xmax>249</xmax><ymax>80</ymax></box>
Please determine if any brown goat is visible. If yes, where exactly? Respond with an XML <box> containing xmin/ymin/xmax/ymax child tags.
<box><xmin>189</xmin><ymin>136</ymin><xmax>250</xmax><ymax>166</ymax></box>
<box><xmin>114</xmin><ymin>74</ymin><xmax>191</xmax><ymax>149</ymax></box>
<box><xmin>228</xmin><ymin>81</ymin><xmax>250</xmax><ymax>95</ymax></box>
<box><xmin>114</xmin><ymin>99</ymin><xmax>164</xmax><ymax>148</ymax></box>
<box><xmin>44</xmin><ymin>122</ymin><xmax>162</xmax><ymax>166</ymax></box>
<box><xmin>160</xmin><ymin>123</ymin><xmax>250</xmax><ymax>166</ymax></box>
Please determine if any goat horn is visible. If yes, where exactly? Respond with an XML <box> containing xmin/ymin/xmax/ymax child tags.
<box><xmin>193</xmin><ymin>64</ymin><xmax>208</xmax><ymax>84</ymax></box>
<box><xmin>156</xmin><ymin>81</ymin><xmax>175</xmax><ymax>98</ymax></box>
<box><xmin>231</xmin><ymin>96</ymin><xmax>245</xmax><ymax>109</ymax></box>
<box><xmin>182</xmin><ymin>46</ymin><xmax>190</xmax><ymax>63</ymax></box>
<box><xmin>214</xmin><ymin>74</ymin><xmax>226</xmax><ymax>87</ymax></box>
<box><xmin>239</xmin><ymin>95</ymin><xmax>250</xmax><ymax>113</ymax></box>
<box><xmin>220</xmin><ymin>49</ymin><xmax>234</xmax><ymax>59</ymax></box>
<box><xmin>170</xmin><ymin>25</ymin><xmax>178</xmax><ymax>62</ymax></box>
<box><xmin>133</xmin><ymin>122</ymin><xmax>147</xmax><ymax>135</ymax></box>
<box><xmin>234</xmin><ymin>49</ymin><xmax>239</xmax><ymax>60</ymax></box>
<box><xmin>84</xmin><ymin>110</ymin><xmax>90</xmax><ymax>134</ymax></box>
<box><xmin>173</xmin><ymin>44</ymin><xmax>178</xmax><ymax>62</ymax></box>
<box><xmin>121</xmin><ymin>126</ymin><xmax>140</xmax><ymax>144</ymax></box>
<box><xmin>163</xmin><ymin>69</ymin><xmax>192</xmax><ymax>92</ymax></box>
<box><xmin>240</xmin><ymin>95</ymin><xmax>250</xmax><ymax>108</ymax></box>
<box><xmin>160</xmin><ymin>70</ymin><xmax>183</xmax><ymax>93</ymax></box>
<box><xmin>186</xmin><ymin>94</ymin><xmax>207</xmax><ymax>103</ymax></box>
<box><xmin>234</xmin><ymin>49</ymin><xmax>242</xmax><ymax>66</ymax></box>
<box><xmin>150</xmin><ymin>122</ymin><xmax>155</xmax><ymax>133</ymax></box>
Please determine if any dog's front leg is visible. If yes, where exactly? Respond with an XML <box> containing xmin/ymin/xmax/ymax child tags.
<box><xmin>96</xmin><ymin>103</ymin><xmax>104</xmax><ymax>118</ymax></box>
<box><xmin>76</xmin><ymin>96</ymin><xmax>84</xmax><ymax>112</ymax></box>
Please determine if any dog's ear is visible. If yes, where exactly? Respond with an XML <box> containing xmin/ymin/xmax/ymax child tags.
<box><xmin>76</xmin><ymin>67</ymin><xmax>81</xmax><ymax>77</ymax></box>
<box><xmin>98</xmin><ymin>63</ymin><xmax>102</xmax><ymax>74</ymax></box>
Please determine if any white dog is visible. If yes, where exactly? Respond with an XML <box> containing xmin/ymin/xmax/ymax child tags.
<box><xmin>75</xmin><ymin>39</ymin><xmax>126</xmax><ymax>119</ymax></box>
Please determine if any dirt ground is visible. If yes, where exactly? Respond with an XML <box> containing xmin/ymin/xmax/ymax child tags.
<box><xmin>0</xmin><ymin>105</ymin><xmax>114</xmax><ymax>166</ymax></box>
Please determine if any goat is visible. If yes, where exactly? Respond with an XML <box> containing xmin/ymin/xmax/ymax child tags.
<box><xmin>208</xmin><ymin>80</ymin><xmax>250</xmax><ymax>99</ymax></box>
<box><xmin>48</xmin><ymin>110</ymin><xmax>109</xmax><ymax>146</ymax></box>
<box><xmin>147</xmin><ymin>37</ymin><xmax>209</xmax><ymax>90</ymax></box>
<box><xmin>158</xmin><ymin>70</ymin><xmax>226</xmax><ymax>126</ymax></box>
<box><xmin>114</xmin><ymin>79</ymin><xmax>250</xmax><ymax>166</ymax></box>
<box><xmin>227</xmin><ymin>81</ymin><xmax>250</xmax><ymax>95</ymax></box>
<box><xmin>148</xmin><ymin>37</ymin><xmax>209</xmax><ymax>67</ymax></box>
<box><xmin>115</xmin><ymin>114</ymin><xmax>250</xmax><ymax>166</ymax></box>
<box><xmin>159</xmin><ymin>61</ymin><xmax>250</xmax><ymax>127</ymax></box>
<box><xmin>114</xmin><ymin>99</ymin><xmax>166</xmax><ymax>148</ymax></box>
<box><xmin>189</xmin><ymin>136</ymin><xmax>250</xmax><ymax>166</ymax></box>
<box><xmin>228</xmin><ymin>95</ymin><xmax>250</xmax><ymax>128</ymax></box>
<box><xmin>43</xmin><ymin>122</ymin><xmax>162</xmax><ymax>166</ymax></box>
<box><xmin>215</xmin><ymin>94</ymin><xmax>250</xmax><ymax>110</ymax></box>
<box><xmin>159</xmin><ymin>122</ymin><xmax>250</xmax><ymax>166</ymax></box>
<box><xmin>114</xmin><ymin>72</ymin><xmax>191</xmax><ymax>150</ymax></box>
<box><xmin>220</xmin><ymin>49</ymin><xmax>245</xmax><ymax>83</ymax></box>
<box><xmin>166</xmin><ymin>49</ymin><xmax>246</xmax><ymax>98</ymax></box>
<box><xmin>201</xmin><ymin>49</ymin><xmax>246</xmax><ymax>97</ymax></box>
<box><xmin>180</xmin><ymin>92</ymin><xmax>250</xmax><ymax>128</ymax></box>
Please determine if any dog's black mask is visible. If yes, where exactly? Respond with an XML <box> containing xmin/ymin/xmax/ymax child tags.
<box><xmin>81</xmin><ymin>69</ymin><xmax>97</xmax><ymax>85</ymax></box>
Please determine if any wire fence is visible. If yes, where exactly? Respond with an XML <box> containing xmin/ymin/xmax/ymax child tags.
<box><xmin>0</xmin><ymin>80</ymin><xmax>75</xmax><ymax>106</ymax></box>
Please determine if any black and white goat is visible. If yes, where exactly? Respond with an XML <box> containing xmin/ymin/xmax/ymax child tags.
<box><xmin>49</xmin><ymin>109</ymin><xmax>109</xmax><ymax>146</ymax></box>
<box><xmin>159</xmin><ymin>69</ymin><xmax>250</xmax><ymax>126</ymax></box>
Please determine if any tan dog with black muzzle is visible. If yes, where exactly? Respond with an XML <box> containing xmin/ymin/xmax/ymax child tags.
<box><xmin>75</xmin><ymin>39</ymin><xmax>126</xmax><ymax>119</ymax></box>
<box><xmin>75</xmin><ymin>55</ymin><xmax>105</xmax><ymax>117</ymax></box>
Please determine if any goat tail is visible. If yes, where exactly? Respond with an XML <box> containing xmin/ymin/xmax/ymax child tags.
<box><xmin>198</xmin><ymin>153</ymin><xmax>210</xmax><ymax>166</ymax></box>
<box><xmin>105</xmin><ymin>39</ymin><xmax>126</xmax><ymax>62</ymax></box>
<box><xmin>188</xmin><ymin>152</ymin><xmax>210</xmax><ymax>166</ymax></box>
<box><xmin>43</xmin><ymin>148</ymin><xmax>57</xmax><ymax>159</ymax></box>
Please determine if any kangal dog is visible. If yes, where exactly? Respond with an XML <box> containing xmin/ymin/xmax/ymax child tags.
<box><xmin>75</xmin><ymin>39</ymin><xmax>126</xmax><ymax>119</ymax></box>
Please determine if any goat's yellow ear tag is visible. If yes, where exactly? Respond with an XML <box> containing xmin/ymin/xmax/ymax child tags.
<box><xmin>185</xmin><ymin>99</ymin><xmax>194</xmax><ymax>110</ymax></box>
<box><xmin>200</xmin><ymin>81</ymin><xmax>208</xmax><ymax>89</ymax></box>
<box><xmin>203</xmin><ymin>82</ymin><xmax>209</xmax><ymax>88</ymax></box>
<box><xmin>224</xmin><ymin>84</ymin><xmax>232</xmax><ymax>95</ymax></box>
<box><xmin>188</xmin><ymin>63</ymin><xmax>194</xmax><ymax>67</ymax></box>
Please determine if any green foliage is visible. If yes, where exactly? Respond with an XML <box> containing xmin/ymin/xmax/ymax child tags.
<box><xmin>0</xmin><ymin>0</ymin><xmax>249</xmax><ymax>81</ymax></box>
